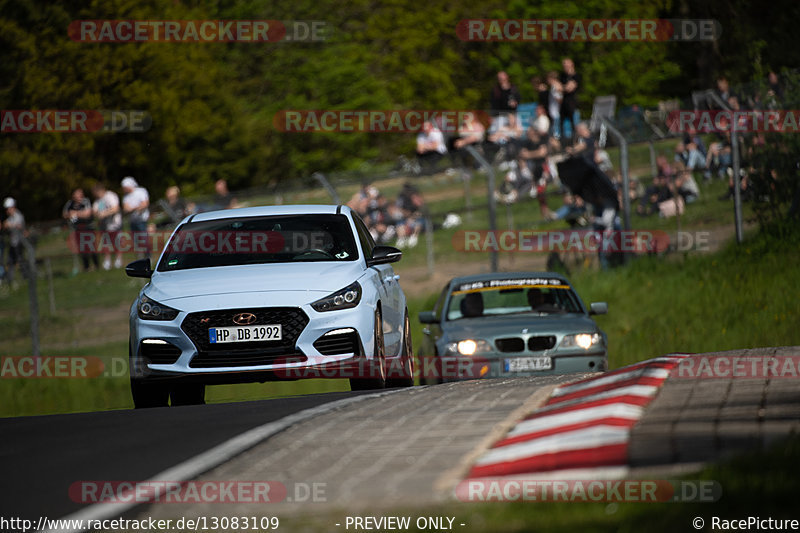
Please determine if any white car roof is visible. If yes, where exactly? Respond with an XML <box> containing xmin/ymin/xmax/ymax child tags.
<box><xmin>189</xmin><ymin>204</ymin><xmax>347</xmax><ymax>222</ymax></box>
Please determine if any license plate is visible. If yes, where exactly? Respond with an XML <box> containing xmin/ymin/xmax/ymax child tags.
<box><xmin>209</xmin><ymin>325</ymin><xmax>282</xmax><ymax>344</ymax></box>
<box><xmin>504</xmin><ymin>357</ymin><xmax>552</xmax><ymax>372</ymax></box>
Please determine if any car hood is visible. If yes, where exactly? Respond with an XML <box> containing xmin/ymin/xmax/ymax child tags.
<box><xmin>146</xmin><ymin>262</ymin><xmax>365</xmax><ymax>302</ymax></box>
<box><xmin>442</xmin><ymin>313</ymin><xmax>599</xmax><ymax>340</ymax></box>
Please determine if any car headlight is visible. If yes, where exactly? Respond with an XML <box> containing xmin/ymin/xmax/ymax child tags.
<box><xmin>311</xmin><ymin>282</ymin><xmax>362</xmax><ymax>312</ymax></box>
<box><xmin>560</xmin><ymin>333</ymin><xmax>602</xmax><ymax>350</ymax></box>
<box><xmin>137</xmin><ymin>295</ymin><xmax>180</xmax><ymax>321</ymax></box>
<box><xmin>444</xmin><ymin>339</ymin><xmax>492</xmax><ymax>356</ymax></box>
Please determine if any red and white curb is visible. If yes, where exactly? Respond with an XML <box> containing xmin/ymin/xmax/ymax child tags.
<box><xmin>461</xmin><ymin>355</ymin><xmax>690</xmax><ymax>484</ymax></box>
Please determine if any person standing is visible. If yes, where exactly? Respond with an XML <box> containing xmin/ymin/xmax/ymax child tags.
<box><xmin>63</xmin><ymin>188</ymin><xmax>99</xmax><ymax>273</ymax></box>
<box><xmin>489</xmin><ymin>71</ymin><xmax>521</xmax><ymax>130</ymax></box>
<box><xmin>92</xmin><ymin>182</ymin><xmax>123</xmax><ymax>270</ymax></box>
<box><xmin>3</xmin><ymin>197</ymin><xmax>26</xmax><ymax>286</ymax></box>
<box><xmin>121</xmin><ymin>177</ymin><xmax>150</xmax><ymax>260</ymax></box>
<box><xmin>559</xmin><ymin>58</ymin><xmax>581</xmax><ymax>141</ymax></box>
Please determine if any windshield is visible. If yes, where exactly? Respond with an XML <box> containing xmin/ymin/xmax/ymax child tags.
<box><xmin>157</xmin><ymin>214</ymin><xmax>358</xmax><ymax>271</ymax></box>
<box><xmin>446</xmin><ymin>278</ymin><xmax>583</xmax><ymax>320</ymax></box>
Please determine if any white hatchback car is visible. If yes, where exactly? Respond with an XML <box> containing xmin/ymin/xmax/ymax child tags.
<box><xmin>126</xmin><ymin>204</ymin><xmax>413</xmax><ymax>408</ymax></box>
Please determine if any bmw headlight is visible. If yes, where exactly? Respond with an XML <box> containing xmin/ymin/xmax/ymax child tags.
<box><xmin>137</xmin><ymin>295</ymin><xmax>180</xmax><ymax>321</ymax></box>
<box><xmin>444</xmin><ymin>339</ymin><xmax>492</xmax><ymax>356</ymax></box>
<box><xmin>560</xmin><ymin>333</ymin><xmax>602</xmax><ymax>350</ymax></box>
<box><xmin>311</xmin><ymin>282</ymin><xmax>362</xmax><ymax>312</ymax></box>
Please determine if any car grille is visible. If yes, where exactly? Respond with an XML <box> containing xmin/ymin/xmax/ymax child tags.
<box><xmin>528</xmin><ymin>335</ymin><xmax>556</xmax><ymax>351</ymax></box>
<box><xmin>314</xmin><ymin>330</ymin><xmax>360</xmax><ymax>356</ymax></box>
<box><xmin>181</xmin><ymin>307</ymin><xmax>309</xmax><ymax>352</ymax></box>
<box><xmin>496</xmin><ymin>337</ymin><xmax>525</xmax><ymax>353</ymax></box>
<box><xmin>189</xmin><ymin>349</ymin><xmax>307</xmax><ymax>368</ymax></box>
<box><xmin>140</xmin><ymin>341</ymin><xmax>181</xmax><ymax>365</ymax></box>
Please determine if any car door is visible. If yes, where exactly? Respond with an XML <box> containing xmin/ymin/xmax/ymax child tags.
<box><xmin>352</xmin><ymin>214</ymin><xmax>402</xmax><ymax>356</ymax></box>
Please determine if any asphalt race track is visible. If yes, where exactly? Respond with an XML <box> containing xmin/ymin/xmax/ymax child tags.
<box><xmin>0</xmin><ymin>390</ymin><xmax>375</xmax><ymax>520</ymax></box>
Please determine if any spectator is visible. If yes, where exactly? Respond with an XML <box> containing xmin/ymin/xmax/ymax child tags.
<box><xmin>517</xmin><ymin>126</ymin><xmax>553</xmax><ymax>219</ymax></box>
<box><xmin>489</xmin><ymin>71</ymin><xmax>521</xmax><ymax>121</ymax></box>
<box><xmin>532</xmin><ymin>104</ymin><xmax>550</xmax><ymax>136</ymax></box>
<box><xmin>637</xmin><ymin>173</ymin><xmax>672</xmax><ymax>217</ymax></box>
<box><xmin>487</xmin><ymin>112</ymin><xmax>523</xmax><ymax>162</ymax></box>
<box><xmin>546</xmin><ymin>71</ymin><xmax>563</xmax><ymax>139</ymax></box>
<box><xmin>121</xmin><ymin>177</ymin><xmax>151</xmax><ymax>260</ymax></box>
<box><xmin>552</xmin><ymin>191</ymin><xmax>587</xmax><ymax>227</ymax></box>
<box><xmin>566</xmin><ymin>122</ymin><xmax>595</xmax><ymax>164</ymax></box>
<box><xmin>673</xmin><ymin>163</ymin><xmax>700</xmax><ymax>204</ymax></box>
<box><xmin>394</xmin><ymin>182</ymin><xmax>426</xmax><ymax>248</ymax></box>
<box><xmin>531</xmin><ymin>76</ymin><xmax>550</xmax><ymax>117</ymax></box>
<box><xmin>559</xmin><ymin>58</ymin><xmax>581</xmax><ymax>140</ymax></box>
<box><xmin>416</xmin><ymin>121</ymin><xmax>447</xmax><ymax>172</ymax></box>
<box><xmin>674</xmin><ymin>139</ymin><xmax>708</xmax><ymax>179</ymax></box>
<box><xmin>716</xmin><ymin>76</ymin><xmax>731</xmax><ymax>102</ymax></box>
<box><xmin>92</xmin><ymin>182</ymin><xmax>123</xmax><ymax>270</ymax></box>
<box><xmin>214</xmin><ymin>179</ymin><xmax>238</xmax><ymax>210</ymax></box>
<box><xmin>160</xmin><ymin>185</ymin><xmax>194</xmax><ymax>226</ymax></box>
<box><xmin>449</xmin><ymin>113</ymin><xmax>485</xmax><ymax>168</ymax></box>
<box><xmin>706</xmin><ymin>125</ymin><xmax>734</xmax><ymax>180</ymax></box>
<box><xmin>63</xmin><ymin>188</ymin><xmax>99</xmax><ymax>273</ymax></box>
<box><xmin>767</xmin><ymin>70</ymin><xmax>784</xmax><ymax>105</ymax></box>
<box><xmin>3</xmin><ymin>197</ymin><xmax>26</xmax><ymax>286</ymax></box>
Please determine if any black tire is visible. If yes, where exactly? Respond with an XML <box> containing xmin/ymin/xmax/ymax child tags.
<box><xmin>130</xmin><ymin>378</ymin><xmax>170</xmax><ymax>408</ymax></box>
<box><xmin>129</xmin><ymin>338</ymin><xmax>169</xmax><ymax>408</ymax></box>
<box><xmin>386</xmin><ymin>311</ymin><xmax>414</xmax><ymax>388</ymax></box>
<box><xmin>170</xmin><ymin>383</ymin><xmax>206</xmax><ymax>406</ymax></box>
<box><xmin>350</xmin><ymin>309</ymin><xmax>387</xmax><ymax>391</ymax></box>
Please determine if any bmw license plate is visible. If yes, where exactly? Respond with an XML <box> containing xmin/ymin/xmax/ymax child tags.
<box><xmin>504</xmin><ymin>357</ymin><xmax>552</xmax><ymax>372</ymax></box>
<box><xmin>209</xmin><ymin>325</ymin><xmax>282</xmax><ymax>344</ymax></box>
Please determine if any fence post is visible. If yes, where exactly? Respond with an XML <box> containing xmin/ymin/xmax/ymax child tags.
<box><xmin>601</xmin><ymin>118</ymin><xmax>631</xmax><ymax>232</ymax></box>
<box><xmin>312</xmin><ymin>172</ymin><xmax>341</xmax><ymax>204</ymax></box>
<box><xmin>703</xmin><ymin>91</ymin><xmax>744</xmax><ymax>244</ymax></box>
<box><xmin>22</xmin><ymin>237</ymin><xmax>40</xmax><ymax>357</ymax></box>
<box><xmin>461</xmin><ymin>170</ymin><xmax>473</xmax><ymax>220</ymax></box>
<box><xmin>424</xmin><ymin>216</ymin><xmax>435</xmax><ymax>277</ymax></box>
<box><xmin>465</xmin><ymin>145</ymin><xmax>498</xmax><ymax>272</ymax></box>
<box><xmin>45</xmin><ymin>257</ymin><xmax>56</xmax><ymax>314</ymax></box>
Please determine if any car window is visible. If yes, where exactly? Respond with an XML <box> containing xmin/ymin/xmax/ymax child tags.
<box><xmin>352</xmin><ymin>213</ymin><xmax>375</xmax><ymax>257</ymax></box>
<box><xmin>157</xmin><ymin>214</ymin><xmax>359</xmax><ymax>271</ymax></box>
<box><xmin>433</xmin><ymin>283</ymin><xmax>450</xmax><ymax>317</ymax></box>
<box><xmin>446</xmin><ymin>281</ymin><xmax>583</xmax><ymax>320</ymax></box>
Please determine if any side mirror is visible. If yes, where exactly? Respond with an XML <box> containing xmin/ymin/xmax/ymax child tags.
<box><xmin>367</xmin><ymin>245</ymin><xmax>402</xmax><ymax>266</ymax></box>
<box><xmin>589</xmin><ymin>302</ymin><xmax>608</xmax><ymax>315</ymax></box>
<box><xmin>419</xmin><ymin>311</ymin><xmax>437</xmax><ymax>324</ymax></box>
<box><xmin>126</xmin><ymin>258</ymin><xmax>152</xmax><ymax>279</ymax></box>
